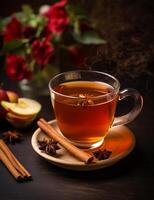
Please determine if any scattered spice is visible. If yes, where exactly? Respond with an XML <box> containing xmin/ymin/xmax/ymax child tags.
<box><xmin>3</xmin><ymin>130</ymin><xmax>23</xmax><ymax>144</ymax></box>
<box><xmin>38</xmin><ymin>137</ymin><xmax>60</xmax><ymax>156</ymax></box>
<box><xmin>93</xmin><ymin>149</ymin><xmax>112</xmax><ymax>160</ymax></box>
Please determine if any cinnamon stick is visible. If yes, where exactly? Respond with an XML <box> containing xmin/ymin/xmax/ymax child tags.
<box><xmin>0</xmin><ymin>148</ymin><xmax>22</xmax><ymax>181</ymax></box>
<box><xmin>0</xmin><ymin>139</ymin><xmax>32</xmax><ymax>181</ymax></box>
<box><xmin>0</xmin><ymin>140</ymin><xmax>25</xmax><ymax>178</ymax></box>
<box><xmin>37</xmin><ymin>118</ymin><xmax>94</xmax><ymax>164</ymax></box>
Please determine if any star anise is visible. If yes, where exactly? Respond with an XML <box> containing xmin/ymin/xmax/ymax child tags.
<box><xmin>93</xmin><ymin>149</ymin><xmax>112</xmax><ymax>160</ymax></box>
<box><xmin>38</xmin><ymin>138</ymin><xmax>60</xmax><ymax>156</ymax></box>
<box><xmin>77</xmin><ymin>94</ymin><xmax>94</xmax><ymax>106</ymax></box>
<box><xmin>3</xmin><ymin>131</ymin><xmax>23</xmax><ymax>144</ymax></box>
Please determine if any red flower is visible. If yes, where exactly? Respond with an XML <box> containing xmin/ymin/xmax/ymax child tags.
<box><xmin>3</xmin><ymin>16</ymin><xmax>22</xmax><ymax>42</ymax></box>
<box><xmin>45</xmin><ymin>0</ymin><xmax>69</xmax><ymax>33</ymax></box>
<box><xmin>68</xmin><ymin>46</ymin><xmax>86</xmax><ymax>67</ymax></box>
<box><xmin>32</xmin><ymin>39</ymin><xmax>54</xmax><ymax>66</ymax></box>
<box><xmin>6</xmin><ymin>55</ymin><xmax>32</xmax><ymax>81</ymax></box>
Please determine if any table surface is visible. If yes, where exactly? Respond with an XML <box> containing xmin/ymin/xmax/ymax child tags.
<box><xmin>0</xmin><ymin>76</ymin><xmax>154</xmax><ymax>200</ymax></box>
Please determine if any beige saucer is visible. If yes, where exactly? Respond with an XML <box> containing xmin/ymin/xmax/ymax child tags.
<box><xmin>31</xmin><ymin>120</ymin><xmax>135</xmax><ymax>171</ymax></box>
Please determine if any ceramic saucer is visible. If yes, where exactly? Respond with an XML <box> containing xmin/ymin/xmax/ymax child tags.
<box><xmin>31</xmin><ymin>120</ymin><xmax>135</xmax><ymax>171</ymax></box>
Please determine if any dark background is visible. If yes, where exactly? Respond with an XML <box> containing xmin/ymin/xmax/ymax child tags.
<box><xmin>0</xmin><ymin>1</ymin><xmax>154</xmax><ymax>200</ymax></box>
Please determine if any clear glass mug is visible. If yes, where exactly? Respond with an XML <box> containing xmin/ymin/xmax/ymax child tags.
<box><xmin>49</xmin><ymin>70</ymin><xmax>143</xmax><ymax>149</ymax></box>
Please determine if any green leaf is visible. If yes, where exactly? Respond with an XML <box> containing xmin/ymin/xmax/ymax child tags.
<box><xmin>35</xmin><ymin>16</ymin><xmax>46</xmax><ymax>36</ymax></box>
<box><xmin>73</xmin><ymin>31</ymin><xmax>107</xmax><ymax>45</ymax></box>
<box><xmin>28</xmin><ymin>17</ymin><xmax>38</xmax><ymax>27</ymax></box>
<box><xmin>74</xmin><ymin>19</ymin><xmax>80</xmax><ymax>35</ymax></box>
<box><xmin>2</xmin><ymin>39</ymin><xmax>28</xmax><ymax>53</ymax></box>
<box><xmin>15</xmin><ymin>12</ymin><xmax>27</xmax><ymax>24</ymax></box>
<box><xmin>0</xmin><ymin>16</ymin><xmax>12</xmax><ymax>29</ymax></box>
<box><xmin>22</xmin><ymin>5</ymin><xmax>33</xmax><ymax>16</ymax></box>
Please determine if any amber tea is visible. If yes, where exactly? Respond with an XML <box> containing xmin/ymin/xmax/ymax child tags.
<box><xmin>52</xmin><ymin>81</ymin><xmax>118</xmax><ymax>147</ymax></box>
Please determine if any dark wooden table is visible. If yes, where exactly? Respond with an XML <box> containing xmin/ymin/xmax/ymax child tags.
<box><xmin>0</xmin><ymin>75</ymin><xmax>154</xmax><ymax>200</ymax></box>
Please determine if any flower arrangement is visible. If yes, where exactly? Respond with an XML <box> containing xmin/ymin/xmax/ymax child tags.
<box><xmin>0</xmin><ymin>0</ymin><xmax>105</xmax><ymax>82</ymax></box>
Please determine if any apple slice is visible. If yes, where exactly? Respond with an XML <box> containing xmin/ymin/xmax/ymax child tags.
<box><xmin>6</xmin><ymin>112</ymin><xmax>35</xmax><ymax>121</ymax></box>
<box><xmin>6</xmin><ymin>115</ymin><xmax>36</xmax><ymax>128</ymax></box>
<box><xmin>1</xmin><ymin>98</ymin><xmax>41</xmax><ymax>116</ymax></box>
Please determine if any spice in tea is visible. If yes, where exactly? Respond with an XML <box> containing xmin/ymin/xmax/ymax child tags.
<box><xmin>53</xmin><ymin>81</ymin><xmax>118</xmax><ymax>146</ymax></box>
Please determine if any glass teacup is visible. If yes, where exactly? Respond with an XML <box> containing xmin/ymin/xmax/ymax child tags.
<box><xmin>49</xmin><ymin>70</ymin><xmax>143</xmax><ymax>149</ymax></box>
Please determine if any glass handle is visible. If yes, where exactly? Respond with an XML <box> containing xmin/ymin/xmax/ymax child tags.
<box><xmin>112</xmin><ymin>88</ymin><xmax>143</xmax><ymax>127</ymax></box>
